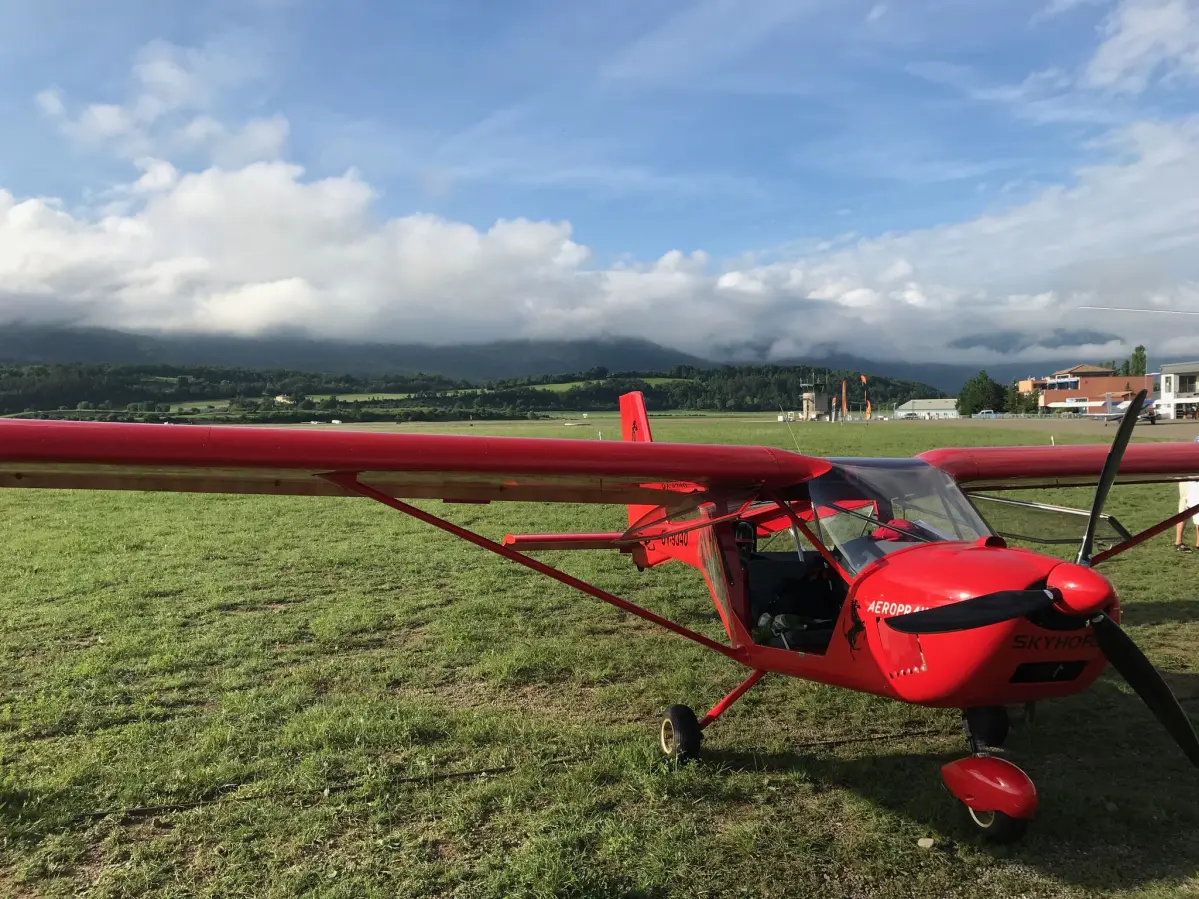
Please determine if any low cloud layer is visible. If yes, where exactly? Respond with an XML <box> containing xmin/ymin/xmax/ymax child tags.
<box><xmin>4</xmin><ymin>3</ymin><xmax>1199</xmax><ymax>367</ymax></box>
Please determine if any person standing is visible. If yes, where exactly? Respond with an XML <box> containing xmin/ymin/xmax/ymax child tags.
<box><xmin>1176</xmin><ymin>436</ymin><xmax>1199</xmax><ymax>552</ymax></box>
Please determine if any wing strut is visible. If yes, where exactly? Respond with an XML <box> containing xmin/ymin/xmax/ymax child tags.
<box><xmin>320</xmin><ymin>472</ymin><xmax>750</xmax><ymax>664</ymax></box>
<box><xmin>1090</xmin><ymin>500</ymin><xmax>1199</xmax><ymax>565</ymax></box>
<box><xmin>760</xmin><ymin>490</ymin><xmax>854</xmax><ymax>583</ymax></box>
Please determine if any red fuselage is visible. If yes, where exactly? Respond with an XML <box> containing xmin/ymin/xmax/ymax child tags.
<box><xmin>718</xmin><ymin>535</ymin><xmax>1117</xmax><ymax>710</ymax></box>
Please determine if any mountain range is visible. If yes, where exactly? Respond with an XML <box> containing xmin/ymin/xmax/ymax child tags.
<box><xmin>0</xmin><ymin>322</ymin><xmax>1125</xmax><ymax>394</ymax></box>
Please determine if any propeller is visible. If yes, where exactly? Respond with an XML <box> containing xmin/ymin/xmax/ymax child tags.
<box><xmin>1077</xmin><ymin>388</ymin><xmax>1146</xmax><ymax>566</ymax></box>
<box><xmin>1091</xmin><ymin>612</ymin><xmax>1199</xmax><ymax>766</ymax></box>
<box><xmin>886</xmin><ymin>589</ymin><xmax>1057</xmax><ymax>635</ymax></box>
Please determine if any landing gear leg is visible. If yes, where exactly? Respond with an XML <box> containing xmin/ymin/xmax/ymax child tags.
<box><xmin>941</xmin><ymin>708</ymin><xmax>1036</xmax><ymax>843</ymax></box>
<box><xmin>660</xmin><ymin>669</ymin><xmax>766</xmax><ymax>762</ymax></box>
<box><xmin>964</xmin><ymin>705</ymin><xmax>1010</xmax><ymax>751</ymax></box>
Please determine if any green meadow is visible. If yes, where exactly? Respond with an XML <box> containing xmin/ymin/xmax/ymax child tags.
<box><xmin>2</xmin><ymin>416</ymin><xmax>1198</xmax><ymax>897</ymax></box>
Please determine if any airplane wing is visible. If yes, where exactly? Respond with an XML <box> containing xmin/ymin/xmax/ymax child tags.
<box><xmin>0</xmin><ymin>419</ymin><xmax>830</xmax><ymax>507</ymax></box>
<box><xmin>917</xmin><ymin>442</ymin><xmax>1199</xmax><ymax>492</ymax></box>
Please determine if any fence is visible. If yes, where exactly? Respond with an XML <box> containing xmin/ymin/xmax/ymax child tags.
<box><xmin>970</xmin><ymin>412</ymin><xmax>1081</xmax><ymax>419</ymax></box>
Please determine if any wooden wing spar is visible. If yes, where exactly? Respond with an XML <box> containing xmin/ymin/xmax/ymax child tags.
<box><xmin>0</xmin><ymin>419</ymin><xmax>831</xmax><ymax>506</ymax></box>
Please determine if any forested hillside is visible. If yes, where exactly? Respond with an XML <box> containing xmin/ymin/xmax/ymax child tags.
<box><xmin>0</xmin><ymin>323</ymin><xmax>1101</xmax><ymax>393</ymax></box>
<box><xmin>0</xmin><ymin>325</ymin><xmax>712</xmax><ymax>382</ymax></box>
<box><xmin>1</xmin><ymin>362</ymin><xmax>944</xmax><ymax>423</ymax></box>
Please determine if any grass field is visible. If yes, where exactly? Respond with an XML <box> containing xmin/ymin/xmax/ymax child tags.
<box><xmin>532</xmin><ymin>378</ymin><xmax>692</xmax><ymax>393</ymax></box>
<box><xmin>167</xmin><ymin>400</ymin><xmax>234</xmax><ymax>412</ymax></box>
<box><xmin>3</xmin><ymin>416</ymin><xmax>1199</xmax><ymax>897</ymax></box>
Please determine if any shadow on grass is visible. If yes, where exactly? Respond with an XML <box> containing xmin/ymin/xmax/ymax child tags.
<box><xmin>1118</xmin><ymin>598</ymin><xmax>1199</xmax><ymax>627</ymax></box>
<box><xmin>703</xmin><ymin>673</ymin><xmax>1199</xmax><ymax>892</ymax></box>
<box><xmin>0</xmin><ymin>783</ymin><xmax>87</xmax><ymax>848</ymax></box>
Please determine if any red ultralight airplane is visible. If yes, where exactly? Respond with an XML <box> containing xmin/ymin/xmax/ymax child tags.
<box><xmin>2</xmin><ymin>388</ymin><xmax>1198</xmax><ymax>843</ymax></box>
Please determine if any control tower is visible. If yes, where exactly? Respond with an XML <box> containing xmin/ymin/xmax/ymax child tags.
<box><xmin>800</xmin><ymin>372</ymin><xmax>832</xmax><ymax>421</ymax></box>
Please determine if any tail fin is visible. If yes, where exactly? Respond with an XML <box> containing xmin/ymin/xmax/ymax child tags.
<box><xmin>619</xmin><ymin>391</ymin><xmax>694</xmax><ymax>570</ymax></box>
<box><xmin>619</xmin><ymin>391</ymin><xmax>653</xmax><ymax>445</ymax></box>
<box><xmin>620</xmin><ymin>390</ymin><xmax>663</xmax><ymax>536</ymax></box>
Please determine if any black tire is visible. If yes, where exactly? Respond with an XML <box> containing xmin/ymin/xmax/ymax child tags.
<box><xmin>965</xmin><ymin>706</ymin><xmax>1010</xmax><ymax>748</ymax></box>
<box><xmin>660</xmin><ymin>704</ymin><xmax>703</xmax><ymax>762</ymax></box>
<box><xmin>960</xmin><ymin>804</ymin><xmax>1029</xmax><ymax>844</ymax></box>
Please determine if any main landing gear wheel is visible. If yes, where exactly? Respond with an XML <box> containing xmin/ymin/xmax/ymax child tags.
<box><xmin>959</xmin><ymin>806</ymin><xmax>1029</xmax><ymax>844</ymax></box>
<box><xmin>660</xmin><ymin>704</ymin><xmax>702</xmax><ymax>761</ymax></box>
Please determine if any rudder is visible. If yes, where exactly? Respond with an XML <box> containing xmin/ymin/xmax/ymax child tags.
<box><xmin>619</xmin><ymin>391</ymin><xmax>665</xmax><ymax>550</ymax></box>
<box><xmin>619</xmin><ymin>391</ymin><xmax>653</xmax><ymax>444</ymax></box>
<box><xmin>617</xmin><ymin>390</ymin><xmax>704</xmax><ymax>572</ymax></box>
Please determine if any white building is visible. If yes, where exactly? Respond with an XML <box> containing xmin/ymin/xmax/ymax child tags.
<box><xmin>895</xmin><ymin>398</ymin><xmax>959</xmax><ymax>419</ymax></box>
<box><xmin>1158</xmin><ymin>363</ymin><xmax>1198</xmax><ymax>420</ymax></box>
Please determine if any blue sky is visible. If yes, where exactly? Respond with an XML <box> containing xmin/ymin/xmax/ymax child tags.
<box><xmin>2</xmin><ymin>0</ymin><xmax>1199</xmax><ymax>364</ymax></box>
<box><xmin>0</xmin><ymin>0</ymin><xmax>1106</xmax><ymax>256</ymax></box>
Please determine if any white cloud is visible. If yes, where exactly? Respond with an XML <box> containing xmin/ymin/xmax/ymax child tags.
<box><xmin>601</xmin><ymin>0</ymin><xmax>822</xmax><ymax>84</ymax></box>
<box><xmin>915</xmin><ymin>1</ymin><xmax>1199</xmax><ymax>123</ymax></box>
<box><xmin>5</xmin><ymin>34</ymin><xmax>1199</xmax><ymax>367</ymax></box>
<box><xmin>1084</xmin><ymin>0</ymin><xmax>1199</xmax><ymax>93</ymax></box>
<box><xmin>34</xmin><ymin>88</ymin><xmax>65</xmax><ymax>118</ymax></box>
<box><xmin>34</xmin><ymin>32</ymin><xmax>279</xmax><ymax>166</ymax></box>
<box><xmin>6</xmin><ymin>108</ymin><xmax>1199</xmax><ymax>366</ymax></box>
<box><xmin>176</xmin><ymin>114</ymin><xmax>290</xmax><ymax>167</ymax></box>
<box><xmin>132</xmin><ymin>158</ymin><xmax>179</xmax><ymax>194</ymax></box>
<box><xmin>1031</xmin><ymin>0</ymin><xmax>1111</xmax><ymax>24</ymax></box>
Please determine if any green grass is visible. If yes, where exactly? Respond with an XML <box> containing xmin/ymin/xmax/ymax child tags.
<box><xmin>2</xmin><ymin>418</ymin><xmax>1199</xmax><ymax>896</ymax></box>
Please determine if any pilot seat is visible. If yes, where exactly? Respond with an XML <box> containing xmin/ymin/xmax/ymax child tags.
<box><xmin>743</xmin><ymin>549</ymin><xmax>846</xmax><ymax>654</ymax></box>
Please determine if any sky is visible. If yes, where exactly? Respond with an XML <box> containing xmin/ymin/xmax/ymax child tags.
<box><xmin>2</xmin><ymin>0</ymin><xmax>1199</xmax><ymax>367</ymax></box>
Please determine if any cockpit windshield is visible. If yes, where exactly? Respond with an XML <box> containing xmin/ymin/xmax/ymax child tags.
<box><xmin>805</xmin><ymin>459</ymin><xmax>994</xmax><ymax>575</ymax></box>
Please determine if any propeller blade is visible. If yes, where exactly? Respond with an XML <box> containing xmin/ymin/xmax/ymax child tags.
<box><xmin>1077</xmin><ymin>389</ymin><xmax>1146</xmax><ymax>566</ymax></box>
<box><xmin>1091</xmin><ymin>613</ymin><xmax>1199</xmax><ymax>767</ymax></box>
<box><xmin>885</xmin><ymin>589</ymin><xmax>1057</xmax><ymax>635</ymax></box>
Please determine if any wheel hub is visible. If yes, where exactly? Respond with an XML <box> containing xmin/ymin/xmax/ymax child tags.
<box><xmin>968</xmin><ymin>808</ymin><xmax>996</xmax><ymax>828</ymax></box>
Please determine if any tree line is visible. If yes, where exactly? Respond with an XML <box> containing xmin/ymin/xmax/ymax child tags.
<box><xmin>0</xmin><ymin>362</ymin><xmax>944</xmax><ymax>421</ymax></box>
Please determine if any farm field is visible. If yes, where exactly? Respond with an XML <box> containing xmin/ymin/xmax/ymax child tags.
<box><xmin>2</xmin><ymin>415</ymin><xmax>1199</xmax><ymax>897</ymax></box>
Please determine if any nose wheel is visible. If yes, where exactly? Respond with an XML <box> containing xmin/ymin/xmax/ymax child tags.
<box><xmin>942</xmin><ymin>709</ymin><xmax>1036</xmax><ymax>843</ymax></box>
<box><xmin>962</xmin><ymin>806</ymin><xmax>1029</xmax><ymax>843</ymax></box>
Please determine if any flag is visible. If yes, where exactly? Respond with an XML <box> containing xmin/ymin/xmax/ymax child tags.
<box><xmin>861</xmin><ymin>374</ymin><xmax>872</xmax><ymax>420</ymax></box>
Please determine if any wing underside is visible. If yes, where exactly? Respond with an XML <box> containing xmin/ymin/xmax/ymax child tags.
<box><xmin>0</xmin><ymin>419</ymin><xmax>830</xmax><ymax>506</ymax></box>
<box><xmin>918</xmin><ymin>441</ymin><xmax>1199</xmax><ymax>555</ymax></box>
